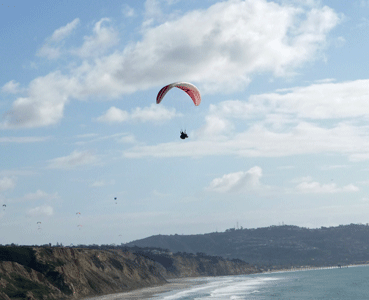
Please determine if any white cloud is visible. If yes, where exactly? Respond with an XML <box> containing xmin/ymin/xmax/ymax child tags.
<box><xmin>1</xmin><ymin>80</ymin><xmax>22</xmax><ymax>94</ymax></box>
<box><xmin>320</xmin><ymin>165</ymin><xmax>349</xmax><ymax>170</ymax></box>
<box><xmin>313</xmin><ymin>78</ymin><xmax>336</xmax><ymax>84</ymax></box>
<box><xmin>0</xmin><ymin>170</ymin><xmax>36</xmax><ymax>177</ymax></box>
<box><xmin>196</xmin><ymin>115</ymin><xmax>233</xmax><ymax>139</ymax></box>
<box><xmin>97</xmin><ymin>104</ymin><xmax>177</xmax><ymax>124</ymax></box>
<box><xmin>123</xmin><ymin>4</ymin><xmax>135</xmax><ymax>17</ymax></box>
<box><xmin>47</xmin><ymin>150</ymin><xmax>98</xmax><ymax>169</ymax></box>
<box><xmin>334</xmin><ymin>36</ymin><xmax>345</xmax><ymax>47</ymax></box>
<box><xmin>342</xmin><ymin>184</ymin><xmax>360</xmax><ymax>192</ymax></box>
<box><xmin>1</xmin><ymin>71</ymin><xmax>79</xmax><ymax>129</ymax></box>
<box><xmin>120</xmin><ymin>0</ymin><xmax>339</xmax><ymax>93</ymax></box>
<box><xmin>1</xmin><ymin>0</ymin><xmax>340</xmax><ymax>129</ymax></box>
<box><xmin>277</xmin><ymin>165</ymin><xmax>295</xmax><ymax>170</ymax></box>
<box><xmin>75</xmin><ymin>0</ymin><xmax>341</xmax><ymax>95</ymax></box>
<box><xmin>37</xmin><ymin>45</ymin><xmax>61</xmax><ymax>60</ymax></box>
<box><xmin>250</xmin><ymin>79</ymin><xmax>369</xmax><ymax>119</ymax></box>
<box><xmin>96</xmin><ymin>107</ymin><xmax>129</xmax><ymax>123</ymax></box>
<box><xmin>143</xmin><ymin>0</ymin><xmax>163</xmax><ymax>25</ymax></box>
<box><xmin>356</xmin><ymin>17</ymin><xmax>369</xmax><ymax>29</ymax></box>
<box><xmin>0</xmin><ymin>136</ymin><xmax>49</xmax><ymax>143</ymax></box>
<box><xmin>51</xmin><ymin>18</ymin><xmax>80</xmax><ymax>42</ymax></box>
<box><xmin>349</xmin><ymin>153</ymin><xmax>369</xmax><ymax>162</ymax></box>
<box><xmin>290</xmin><ymin>176</ymin><xmax>313</xmax><ymax>183</ymax></box>
<box><xmin>90</xmin><ymin>180</ymin><xmax>115</xmax><ymax>187</ymax></box>
<box><xmin>131</xmin><ymin>104</ymin><xmax>177</xmax><ymax>122</ymax></box>
<box><xmin>206</xmin><ymin>166</ymin><xmax>263</xmax><ymax>193</ymax></box>
<box><xmin>360</xmin><ymin>0</ymin><xmax>369</xmax><ymax>8</ymax></box>
<box><xmin>74</xmin><ymin>133</ymin><xmax>135</xmax><ymax>146</ymax></box>
<box><xmin>123</xmin><ymin>75</ymin><xmax>369</xmax><ymax>160</ymax></box>
<box><xmin>26</xmin><ymin>205</ymin><xmax>54</xmax><ymax>217</ymax></box>
<box><xmin>0</xmin><ymin>177</ymin><xmax>16</xmax><ymax>192</ymax></box>
<box><xmin>292</xmin><ymin>177</ymin><xmax>359</xmax><ymax>193</ymax></box>
<box><xmin>37</xmin><ymin>18</ymin><xmax>80</xmax><ymax>59</ymax></box>
<box><xmin>118</xmin><ymin>134</ymin><xmax>136</xmax><ymax>144</ymax></box>
<box><xmin>72</xmin><ymin>18</ymin><xmax>118</xmax><ymax>57</ymax></box>
<box><xmin>204</xmin><ymin>79</ymin><xmax>369</xmax><ymax>122</ymax></box>
<box><xmin>124</xmin><ymin>121</ymin><xmax>369</xmax><ymax>159</ymax></box>
<box><xmin>24</xmin><ymin>190</ymin><xmax>58</xmax><ymax>201</ymax></box>
<box><xmin>152</xmin><ymin>189</ymin><xmax>171</xmax><ymax>197</ymax></box>
<box><xmin>75</xmin><ymin>133</ymin><xmax>99</xmax><ymax>139</ymax></box>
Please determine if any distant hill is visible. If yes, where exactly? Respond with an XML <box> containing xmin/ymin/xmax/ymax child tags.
<box><xmin>125</xmin><ymin>224</ymin><xmax>369</xmax><ymax>268</ymax></box>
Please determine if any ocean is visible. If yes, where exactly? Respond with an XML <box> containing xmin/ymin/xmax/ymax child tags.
<box><xmin>152</xmin><ymin>265</ymin><xmax>369</xmax><ymax>300</ymax></box>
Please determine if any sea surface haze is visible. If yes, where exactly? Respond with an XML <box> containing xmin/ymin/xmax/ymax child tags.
<box><xmin>86</xmin><ymin>265</ymin><xmax>369</xmax><ymax>299</ymax></box>
<box><xmin>154</xmin><ymin>265</ymin><xmax>369</xmax><ymax>300</ymax></box>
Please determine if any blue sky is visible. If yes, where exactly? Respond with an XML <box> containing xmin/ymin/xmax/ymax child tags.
<box><xmin>1</xmin><ymin>0</ymin><xmax>369</xmax><ymax>246</ymax></box>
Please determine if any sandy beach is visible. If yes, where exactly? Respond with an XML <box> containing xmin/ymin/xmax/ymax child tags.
<box><xmin>83</xmin><ymin>277</ymin><xmax>208</xmax><ymax>300</ymax></box>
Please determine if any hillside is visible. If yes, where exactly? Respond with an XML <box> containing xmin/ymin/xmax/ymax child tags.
<box><xmin>125</xmin><ymin>224</ymin><xmax>369</xmax><ymax>268</ymax></box>
<box><xmin>0</xmin><ymin>245</ymin><xmax>258</xmax><ymax>299</ymax></box>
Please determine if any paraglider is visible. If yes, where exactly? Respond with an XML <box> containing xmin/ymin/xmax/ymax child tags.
<box><xmin>77</xmin><ymin>225</ymin><xmax>82</xmax><ymax>230</ymax></box>
<box><xmin>2</xmin><ymin>204</ymin><xmax>6</xmax><ymax>211</ymax></box>
<box><xmin>76</xmin><ymin>212</ymin><xmax>81</xmax><ymax>217</ymax></box>
<box><xmin>114</xmin><ymin>197</ymin><xmax>117</xmax><ymax>204</ymax></box>
<box><xmin>156</xmin><ymin>82</ymin><xmax>201</xmax><ymax>139</ymax></box>
<box><xmin>180</xmin><ymin>130</ymin><xmax>188</xmax><ymax>140</ymax></box>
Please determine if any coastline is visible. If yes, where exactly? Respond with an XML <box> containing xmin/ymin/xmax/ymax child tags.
<box><xmin>82</xmin><ymin>277</ymin><xmax>209</xmax><ymax>300</ymax></box>
<box><xmin>261</xmin><ymin>263</ymin><xmax>369</xmax><ymax>275</ymax></box>
<box><xmin>83</xmin><ymin>264</ymin><xmax>369</xmax><ymax>299</ymax></box>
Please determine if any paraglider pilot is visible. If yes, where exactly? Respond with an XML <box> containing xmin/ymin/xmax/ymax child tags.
<box><xmin>180</xmin><ymin>130</ymin><xmax>188</xmax><ymax>139</ymax></box>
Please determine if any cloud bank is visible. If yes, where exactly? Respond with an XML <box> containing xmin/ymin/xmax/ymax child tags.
<box><xmin>47</xmin><ymin>150</ymin><xmax>98</xmax><ymax>169</ymax></box>
<box><xmin>1</xmin><ymin>0</ymin><xmax>340</xmax><ymax>129</ymax></box>
<box><xmin>26</xmin><ymin>205</ymin><xmax>54</xmax><ymax>217</ymax></box>
<box><xmin>206</xmin><ymin>166</ymin><xmax>263</xmax><ymax>193</ymax></box>
<box><xmin>97</xmin><ymin>104</ymin><xmax>177</xmax><ymax>124</ymax></box>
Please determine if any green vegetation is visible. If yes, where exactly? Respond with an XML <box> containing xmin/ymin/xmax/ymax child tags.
<box><xmin>125</xmin><ymin>224</ymin><xmax>369</xmax><ymax>268</ymax></box>
<box><xmin>0</xmin><ymin>273</ymin><xmax>51</xmax><ymax>299</ymax></box>
<box><xmin>0</xmin><ymin>246</ymin><xmax>72</xmax><ymax>296</ymax></box>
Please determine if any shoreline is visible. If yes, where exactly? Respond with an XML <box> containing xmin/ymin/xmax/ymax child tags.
<box><xmin>261</xmin><ymin>262</ymin><xmax>369</xmax><ymax>275</ymax></box>
<box><xmin>83</xmin><ymin>264</ymin><xmax>369</xmax><ymax>299</ymax></box>
<box><xmin>82</xmin><ymin>277</ymin><xmax>209</xmax><ymax>300</ymax></box>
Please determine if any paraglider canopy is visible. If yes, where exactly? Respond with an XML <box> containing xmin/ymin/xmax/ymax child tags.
<box><xmin>156</xmin><ymin>82</ymin><xmax>201</xmax><ymax>106</ymax></box>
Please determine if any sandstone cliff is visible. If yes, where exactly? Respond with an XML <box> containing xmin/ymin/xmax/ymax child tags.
<box><xmin>0</xmin><ymin>246</ymin><xmax>259</xmax><ymax>299</ymax></box>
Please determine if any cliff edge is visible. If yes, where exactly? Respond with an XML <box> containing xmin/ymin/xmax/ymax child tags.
<box><xmin>0</xmin><ymin>246</ymin><xmax>259</xmax><ymax>299</ymax></box>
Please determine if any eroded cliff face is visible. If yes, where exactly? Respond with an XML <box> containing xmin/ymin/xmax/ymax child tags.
<box><xmin>0</xmin><ymin>246</ymin><xmax>259</xmax><ymax>299</ymax></box>
<box><xmin>0</xmin><ymin>247</ymin><xmax>166</xmax><ymax>299</ymax></box>
<box><xmin>137</xmin><ymin>251</ymin><xmax>259</xmax><ymax>278</ymax></box>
